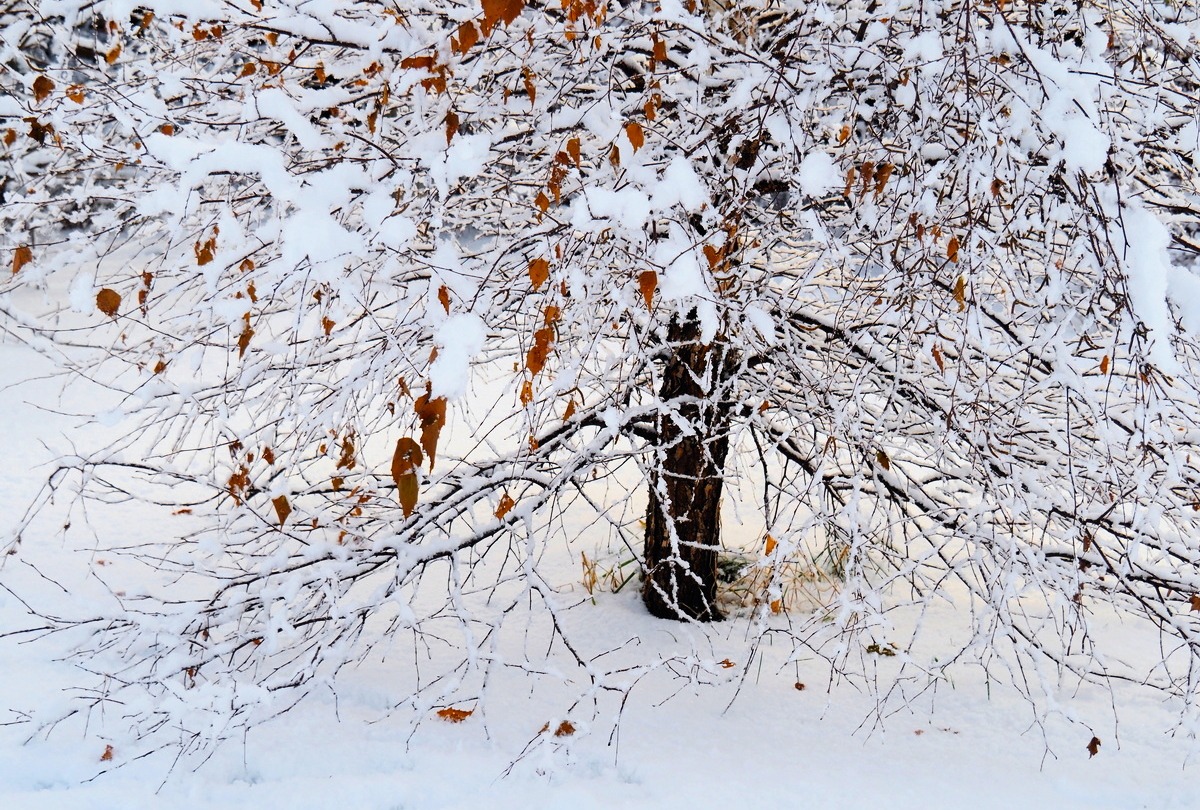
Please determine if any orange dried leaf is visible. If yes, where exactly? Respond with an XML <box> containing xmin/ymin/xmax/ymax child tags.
<box><xmin>445</xmin><ymin>110</ymin><xmax>459</xmax><ymax>145</ymax></box>
<box><xmin>322</xmin><ymin>316</ymin><xmax>335</xmax><ymax>336</ymax></box>
<box><xmin>495</xmin><ymin>492</ymin><xmax>515</xmax><ymax>519</ymax></box>
<box><xmin>519</xmin><ymin>380</ymin><xmax>533</xmax><ymax>406</ymax></box>
<box><xmin>96</xmin><ymin>288</ymin><xmax>121</xmax><ymax>317</ymax></box>
<box><xmin>1190</xmin><ymin>594</ymin><xmax>1200</xmax><ymax>612</ymax></box>
<box><xmin>32</xmin><ymin>75</ymin><xmax>55</xmax><ymax>103</ymax></box>
<box><xmin>563</xmin><ymin>398</ymin><xmax>577</xmax><ymax>420</ymax></box>
<box><xmin>272</xmin><ymin>495</ymin><xmax>291</xmax><ymax>525</ymax></box>
<box><xmin>100</xmin><ymin>744</ymin><xmax>114</xmax><ymax>762</ymax></box>
<box><xmin>566</xmin><ymin>136</ymin><xmax>581</xmax><ymax>168</ymax></box>
<box><xmin>554</xmin><ymin>720</ymin><xmax>575</xmax><ymax>737</ymax></box>
<box><xmin>931</xmin><ymin>344</ymin><xmax>945</xmax><ymax>372</ymax></box>
<box><xmin>625</xmin><ymin>121</ymin><xmax>644</xmax><ymax>151</ymax></box>
<box><xmin>438</xmin><ymin>284</ymin><xmax>452</xmax><ymax>313</ymax></box>
<box><xmin>637</xmin><ymin>269</ymin><xmax>657</xmax><ymax>309</ymax></box>
<box><xmin>66</xmin><ymin>84</ymin><xmax>85</xmax><ymax>103</ymax></box>
<box><xmin>106</xmin><ymin>43</ymin><xmax>122</xmax><ymax>64</ymax></box>
<box><xmin>391</xmin><ymin>436</ymin><xmax>422</xmax><ymax>478</ymax></box>
<box><xmin>528</xmin><ymin>257</ymin><xmax>550</xmax><ymax>290</ymax></box>
<box><xmin>535</xmin><ymin>190</ymin><xmax>550</xmax><ymax>214</ymax></box>
<box><xmin>237</xmin><ymin>317</ymin><xmax>253</xmax><ymax>357</ymax></box>
<box><xmin>12</xmin><ymin>245</ymin><xmax>32</xmax><ymax>275</ymax></box>
<box><xmin>947</xmin><ymin>235</ymin><xmax>960</xmax><ymax>264</ymax></box>
<box><xmin>400</xmin><ymin>54</ymin><xmax>436</xmax><ymax>70</ymax></box>
<box><xmin>1099</xmin><ymin>355</ymin><xmax>1109</xmax><ymax>375</ymax></box>
<box><xmin>875</xmin><ymin>449</ymin><xmax>891</xmax><ymax>470</ymax></box>
<box><xmin>3</xmin><ymin>129</ymin><xmax>16</xmax><ymax>146</ymax></box>
<box><xmin>452</xmin><ymin>21</ymin><xmax>480</xmax><ymax>54</ymax></box>
<box><xmin>718</xmin><ymin>659</ymin><xmax>736</xmax><ymax>669</ymax></box>
<box><xmin>152</xmin><ymin>359</ymin><xmax>168</xmax><ymax>374</ymax></box>
<box><xmin>522</xmin><ymin>66</ymin><xmax>537</xmax><ymax>105</ymax></box>
<box><xmin>481</xmin><ymin>0</ymin><xmax>524</xmax><ymax>32</ymax></box>
<box><xmin>953</xmin><ymin>275</ymin><xmax>967</xmax><ymax>312</ymax></box>
<box><xmin>769</xmin><ymin>599</ymin><xmax>782</xmax><ymax>614</ymax></box>
<box><xmin>397</xmin><ymin>471</ymin><xmax>419</xmax><ymax>517</ymax></box>
<box><xmin>837</xmin><ymin>124</ymin><xmax>851</xmax><ymax>144</ymax></box>
<box><xmin>240</xmin><ymin>61</ymin><xmax>257</xmax><ymax>77</ymax></box>
<box><xmin>159</xmin><ymin>123</ymin><xmax>175</xmax><ymax>136</ymax></box>
<box><xmin>526</xmin><ymin>326</ymin><xmax>554</xmax><ymax>375</ymax></box>
<box><xmin>414</xmin><ymin>392</ymin><xmax>447</xmax><ymax>470</ymax></box>
<box><xmin>874</xmin><ymin>163</ymin><xmax>893</xmax><ymax>198</ymax></box>
<box><xmin>1087</xmin><ymin>736</ymin><xmax>1101</xmax><ymax>758</ymax></box>
<box><xmin>436</xmin><ymin>707</ymin><xmax>474</xmax><ymax>723</ymax></box>
<box><xmin>765</xmin><ymin>534</ymin><xmax>777</xmax><ymax>556</ymax></box>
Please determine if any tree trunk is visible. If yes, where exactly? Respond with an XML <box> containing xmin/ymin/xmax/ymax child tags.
<box><xmin>642</xmin><ymin>313</ymin><xmax>738</xmax><ymax>621</ymax></box>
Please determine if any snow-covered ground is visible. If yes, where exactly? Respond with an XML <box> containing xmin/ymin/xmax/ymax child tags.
<box><xmin>0</xmin><ymin>313</ymin><xmax>1196</xmax><ymax>809</ymax></box>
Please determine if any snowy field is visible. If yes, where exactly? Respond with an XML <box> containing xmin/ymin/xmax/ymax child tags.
<box><xmin>0</xmin><ymin>299</ymin><xmax>1196</xmax><ymax>810</ymax></box>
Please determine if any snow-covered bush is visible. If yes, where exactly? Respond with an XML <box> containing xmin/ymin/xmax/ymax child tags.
<box><xmin>5</xmin><ymin>0</ymin><xmax>1200</xmax><ymax>763</ymax></box>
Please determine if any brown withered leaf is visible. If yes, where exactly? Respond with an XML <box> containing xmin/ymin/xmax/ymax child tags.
<box><xmin>874</xmin><ymin>163</ymin><xmax>893</xmax><ymax>198</ymax></box>
<box><xmin>495</xmin><ymin>492</ymin><xmax>515</xmax><ymax>519</ymax></box>
<box><xmin>32</xmin><ymin>75</ymin><xmax>55</xmax><ymax>103</ymax></box>
<box><xmin>12</xmin><ymin>245</ymin><xmax>32</xmax><ymax>275</ymax></box>
<box><xmin>566</xmin><ymin>136</ymin><xmax>581</xmax><ymax>168</ymax></box>
<box><xmin>272</xmin><ymin>495</ymin><xmax>291</xmax><ymax>525</ymax></box>
<box><xmin>563</xmin><ymin>398</ymin><xmax>576</xmax><ymax>420</ymax></box>
<box><xmin>445</xmin><ymin>110</ymin><xmax>459</xmax><ymax>145</ymax></box>
<box><xmin>765</xmin><ymin>535</ymin><xmax>777</xmax><ymax>556</ymax></box>
<box><xmin>392</xmin><ymin>437</ymin><xmax>423</xmax><ymax>517</ymax></box>
<box><xmin>1087</xmin><ymin>736</ymin><xmax>1101</xmax><ymax>758</ymax></box>
<box><xmin>526</xmin><ymin>326</ymin><xmax>554</xmax><ymax>375</ymax></box>
<box><xmin>237</xmin><ymin>315</ymin><xmax>253</xmax><ymax>357</ymax></box>
<box><xmin>195</xmin><ymin>237</ymin><xmax>216</xmax><ymax>266</ymax></box>
<box><xmin>66</xmin><ymin>84</ymin><xmax>85</xmax><ymax>103</ymax></box>
<box><xmin>638</xmin><ymin>272</ymin><xmax>657</xmax><ymax>309</ymax></box>
<box><xmin>946</xmin><ymin>235</ymin><xmax>960</xmax><ymax>264</ymax></box>
<box><xmin>522</xmin><ymin>67</ymin><xmax>536</xmax><ymax>105</ymax></box>
<box><xmin>436</xmin><ymin>706</ymin><xmax>474</xmax><ymax>723</ymax></box>
<box><xmin>528</xmin><ymin>257</ymin><xmax>550</xmax><ymax>290</ymax></box>
<box><xmin>481</xmin><ymin>0</ymin><xmax>524</xmax><ymax>33</ymax></box>
<box><xmin>437</xmin><ymin>284</ymin><xmax>452</xmax><ymax>314</ymax></box>
<box><xmin>931</xmin><ymin>344</ymin><xmax>945</xmax><ymax>372</ymax></box>
<box><xmin>1099</xmin><ymin>355</ymin><xmax>1109</xmax><ymax>375</ymax></box>
<box><xmin>106</xmin><ymin>43</ymin><xmax>122</xmax><ymax>64</ymax></box>
<box><xmin>1190</xmin><ymin>595</ymin><xmax>1200</xmax><ymax>611</ymax></box>
<box><xmin>100</xmin><ymin>744</ymin><xmax>114</xmax><ymax>762</ymax></box>
<box><xmin>452</xmin><ymin>20</ymin><xmax>480</xmax><ymax>54</ymax></box>
<box><xmin>519</xmin><ymin>380</ymin><xmax>533</xmax><ymax>406</ymax></box>
<box><xmin>875</xmin><ymin>449</ymin><xmax>891</xmax><ymax>470</ymax></box>
<box><xmin>322</xmin><ymin>316</ymin><xmax>335</xmax><ymax>336</ymax></box>
<box><xmin>336</xmin><ymin>435</ymin><xmax>356</xmax><ymax>470</ymax></box>
<box><xmin>535</xmin><ymin>190</ymin><xmax>550</xmax><ymax>215</ymax></box>
<box><xmin>414</xmin><ymin>391</ymin><xmax>447</xmax><ymax>470</ymax></box>
<box><xmin>718</xmin><ymin>659</ymin><xmax>736</xmax><ymax>669</ymax></box>
<box><xmin>625</xmin><ymin>121</ymin><xmax>644</xmax><ymax>152</ymax></box>
<box><xmin>637</xmin><ymin>269</ymin><xmax>657</xmax><ymax>309</ymax></box>
<box><xmin>553</xmin><ymin>720</ymin><xmax>575</xmax><ymax>737</ymax></box>
<box><xmin>96</xmin><ymin>288</ymin><xmax>121</xmax><ymax>317</ymax></box>
<box><xmin>953</xmin><ymin>275</ymin><xmax>966</xmax><ymax>312</ymax></box>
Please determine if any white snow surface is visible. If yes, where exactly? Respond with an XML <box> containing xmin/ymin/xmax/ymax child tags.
<box><xmin>0</xmin><ymin>289</ymin><xmax>1196</xmax><ymax>809</ymax></box>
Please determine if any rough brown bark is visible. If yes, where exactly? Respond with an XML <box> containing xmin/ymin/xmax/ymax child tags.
<box><xmin>642</xmin><ymin>313</ymin><xmax>738</xmax><ymax>621</ymax></box>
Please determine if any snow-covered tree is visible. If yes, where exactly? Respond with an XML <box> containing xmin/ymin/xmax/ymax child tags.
<box><xmin>5</xmin><ymin>0</ymin><xmax>1200</xmax><ymax>760</ymax></box>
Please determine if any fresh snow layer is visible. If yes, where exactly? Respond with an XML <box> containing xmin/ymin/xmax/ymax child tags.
<box><xmin>0</xmin><ymin>295</ymin><xmax>1196</xmax><ymax>810</ymax></box>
